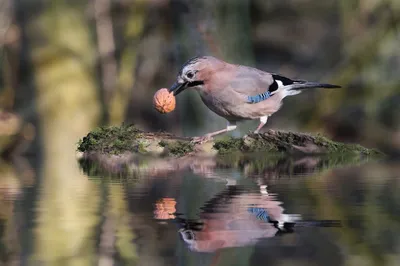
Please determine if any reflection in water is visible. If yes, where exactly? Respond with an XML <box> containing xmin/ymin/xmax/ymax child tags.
<box><xmin>154</xmin><ymin>198</ymin><xmax>177</xmax><ymax>220</ymax></box>
<box><xmin>76</xmin><ymin>155</ymin><xmax>400</xmax><ymax>265</ymax></box>
<box><xmin>174</xmin><ymin>185</ymin><xmax>339</xmax><ymax>253</ymax></box>
<box><xmin>0</xmin><ymin>157</ymin><xmax>36</xmax><ymax>266</ymax></box>
<box><xmin>175</xmin><ymin>185</ymin><xmax>297</xmax><ymax>253</ymax></box>
<box><xmin>0</xmin><ymin>152</ymin><xmax>399</xmax><ymax>265</ymax></box>
<box><xmin>79</xmin><ymin>151</ymin><xmax>367</xmax><ymax>181</ymax></box>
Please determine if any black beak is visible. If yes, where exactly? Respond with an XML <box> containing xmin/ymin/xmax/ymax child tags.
<box><xmin>169</xmin><ymin>81</ymin><xmax>187</xmax><ymax>96</ymax></box>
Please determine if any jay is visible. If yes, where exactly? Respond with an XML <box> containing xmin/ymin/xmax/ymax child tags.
<box><xmin>169</xmin><ymin>56</ymin><xmax>340</xmax><ymax>142</ymax></box>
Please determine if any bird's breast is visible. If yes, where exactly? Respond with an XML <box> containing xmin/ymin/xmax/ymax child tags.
<box><xmin>198</xmin><ymin>89</ymin><xmax>247</xmax><ymax>121</ymax></box>
<box><xmin>199</xmin><ymin>90</ymin><xmax>227</xmax><ymax>114</ymax></box>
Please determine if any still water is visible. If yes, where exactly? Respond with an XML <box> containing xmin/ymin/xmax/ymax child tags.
<box><xmin>1</xmin><ymin>155</ymin><xmax>399</xmax><ymax>266</ymax></box>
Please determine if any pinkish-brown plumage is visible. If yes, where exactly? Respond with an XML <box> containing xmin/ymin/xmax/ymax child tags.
<box><xmin>168</xmin><ymin>56</ymin><xmax>340</xmax><ymax>142</ymax></box>
<box><xmin>177</xmin><ymin>186</ymin><xmax>300</xmax><ymax>252</ymax></box>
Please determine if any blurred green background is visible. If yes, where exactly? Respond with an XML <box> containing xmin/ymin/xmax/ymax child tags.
<box><xmin>0</xmin><ymin>0</ymin><xmax>399</xmax><ymax>265</ymax></box>
<box><xmin>1</xmin><ymin>0</ymin><xmax>399</xmax><ymax>145</ymax></box>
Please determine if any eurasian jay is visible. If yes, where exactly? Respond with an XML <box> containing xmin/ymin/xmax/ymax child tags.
<box><xmin>169</xmin><ymin>56</ymin><xmax>340</xmax><ymax>142</ymax></box>
<box><xmin>177</xmin><ymin>185</ymin><xmax>340</xmax><ymax>252</ymax></box>
<box><xmin>176</xmin><ymin>185</ymin><xmax>298</xmax><ymax>252</ymax></box>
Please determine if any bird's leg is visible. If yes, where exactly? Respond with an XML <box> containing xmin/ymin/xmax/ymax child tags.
<box><xmin>254</xmin><ymin>116</ymin><xmax>268</xmax><ymax>134</ymax></box>
<box><xmin>191</xmin><ymin>122</ymin><xmax>237</xmax><ymax>144</ymax></box>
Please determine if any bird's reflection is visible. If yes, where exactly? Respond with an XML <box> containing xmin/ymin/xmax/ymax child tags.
<box><xmin>173</xmin><ymin>185</ymin><xmax>339</xmax><ymax>253</ymax></box>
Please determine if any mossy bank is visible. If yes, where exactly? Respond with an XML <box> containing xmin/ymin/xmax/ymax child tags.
<box><xmin>78</xmin><ymin>124</ymin><xmax>383</xmax><ymax>158</ymax></box>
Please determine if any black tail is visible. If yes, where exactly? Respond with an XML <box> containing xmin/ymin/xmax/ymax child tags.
<box><xmin>291</xmin><ymin>81</ymin><xmax>341</xmax><ymax>90</ymax></box>
<box><xmin>277</xmin><ymin>220</ymin><xmax>342</xmax><ymax>233</ymax></box>
<box><xmin>272</xmin><ymin>74</ymin><xmax>341</xmax><ymax>91</ymax></box>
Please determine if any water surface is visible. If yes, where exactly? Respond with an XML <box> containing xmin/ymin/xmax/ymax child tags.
<box><xmin>1</xmin><ymin>156</ymin><xmax>399</xmax><ymax>266</ymax></box>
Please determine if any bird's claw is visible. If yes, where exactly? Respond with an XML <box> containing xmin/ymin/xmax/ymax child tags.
<box><xmin>190</xmin><ymin>134</ymin><xmax>214</xmax><ymax>144</ymax></box>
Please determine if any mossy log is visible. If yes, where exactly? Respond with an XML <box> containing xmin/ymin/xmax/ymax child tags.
<box><xmin>78</xmin><ymin>124</ymin><xmax>381</xmax><ymax>157</ymax></box>
<box><xmin>77</xmin><ymin>124</ymin><xmax>383</xmax><ymax>178</ymax></box>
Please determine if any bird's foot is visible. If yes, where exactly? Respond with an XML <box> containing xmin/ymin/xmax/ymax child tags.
<box><xmin>190</xmin><ymin>134</ymin><xmax>214</xmax><ymax>144</ymax></box>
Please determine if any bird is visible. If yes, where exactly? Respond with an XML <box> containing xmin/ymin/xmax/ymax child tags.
<box><xmin>176</xmin><ymin>185</ymin><xmax>296</xmax><ymax>252</ymax></box>
<box><xmin>177</xmin><ymin>185</ymin><xmax>339</xmax><ymax>252</ymax></box>
<box><xmin>168</xmin><ymin>56</ymin><xmax>341</xmax><ymax>143</ymax></box>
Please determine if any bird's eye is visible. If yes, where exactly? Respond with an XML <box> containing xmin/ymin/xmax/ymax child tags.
<box><xmin>186</xmin><ymin>71</ymin><xmax>195</xmax><ymax>79</ymax></box>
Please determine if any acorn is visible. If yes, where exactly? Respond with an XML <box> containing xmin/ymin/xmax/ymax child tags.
<box><xmin>153</xmin><ymin>88</ymin><xmax>176</xmax><ymax>113</ymax></box>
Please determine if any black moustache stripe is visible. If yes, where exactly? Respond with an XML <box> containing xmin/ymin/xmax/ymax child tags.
<box><xmin>187</xmin><ymin>81</ymin><xmax>204</xmax><ymax>87</ymax></box>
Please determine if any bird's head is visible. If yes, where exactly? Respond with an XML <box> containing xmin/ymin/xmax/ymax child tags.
<box><xmin>169</xmin><ymin>56</ymin><xmax>222</xmax><ymax>96</ymax></box>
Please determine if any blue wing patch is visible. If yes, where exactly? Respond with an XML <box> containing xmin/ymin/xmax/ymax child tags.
<box><xmin>248</xmin><ymin>207</ymin><xmax>270</xmax><ymax>222</ymax></box>
<box><xmin>247</xmin><ymin>91</ymin><xmax>271</xmax><ymax>103</ymax></box>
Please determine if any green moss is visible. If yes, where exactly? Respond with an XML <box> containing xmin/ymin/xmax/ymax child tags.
<box><xmin>242</xmin><ymin>134</ymin><xmax>281</xmax><ymax>152</ymax></box>
<box><xmin>158</xmin><ymin>140</ymin><xmax>167</xmax><ymax>147</ymax></box>
<box><xmin>77</xmin><ymin>124</ymin><xmax>142</xmax><ymax>154</ymax></box>
<box><xmin>159</xmin><ymin>140</ymin><xmax>194</xmax><ymax>157</ymax></box>
<box><xmin>213</xmin><ymin>132</ymin><xmax>383</xmax><ymax>158</ymax></box>
<box><xmin>137</xmin><ymin>141</ymin><xmax>147</xmax><ymax>154</ymax></box>
<box><xmin>78</xmin><ymin>125</ymin><xmax>383</xmax><ymax>158</ymax></box>
<box><xmin>213</xmin><ymin>138</ymin><xmax>244</xmax><ymax>154</ymax></box>
<box><xmin>213</xmin><ymin>133</ymin><xmax>301</xmax><ymax>153</ymax></box>
<box><xmin>314</xmin><ymin>134</ymin><xmax>383</xmax><ymax>156</ymax></box>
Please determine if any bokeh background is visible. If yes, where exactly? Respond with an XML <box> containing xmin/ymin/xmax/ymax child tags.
<box><xmin>0</xmin><ymin>0</ymin><xmax>400</xmax><ymax>265</ymax></box>
<box><xmin>1</xmin><ymin>0</ymin><xmax>400</xmax><ymax>149</ymax></box>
